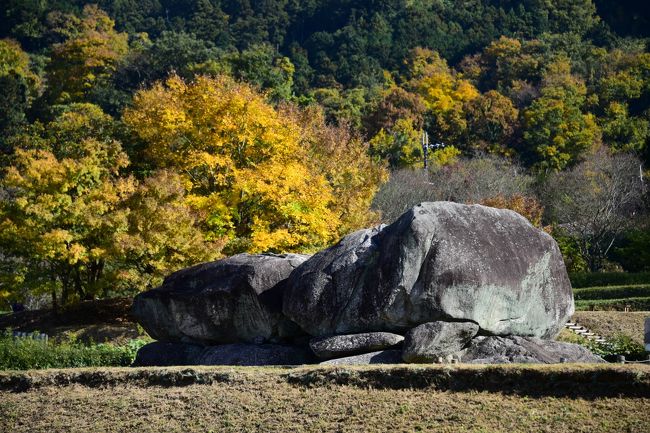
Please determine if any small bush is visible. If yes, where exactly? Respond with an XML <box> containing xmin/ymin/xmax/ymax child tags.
<box><xmin>0</xmin><ymin>331</ymin><xmax>149</xmax><ymax>370</ymax></box>
<box><xmin>569</xmin><ymin>272</ymin><xmax>650</xmax><ymax>288</ymax></box>
<box><xmin>573</xmin><ymin>284</ymin><xmax>650</xmax><ymax>300</ymax></box>
<box><xmin>586</xmin><ymin>335</ymin><xmax>648</xmax><ymax>362</ymax></box>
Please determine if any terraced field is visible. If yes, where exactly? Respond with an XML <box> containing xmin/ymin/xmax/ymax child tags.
<box><xmin>573</xmin><ymin>284</ymin><xmax>650</xmax><ymax>311</ymax></box>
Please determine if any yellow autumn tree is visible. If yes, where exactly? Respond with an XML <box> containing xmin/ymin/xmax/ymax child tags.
<box><xmin>124</xmin><ymin>74</ymin><xmax>340</xmax><ymax>254</ymax></box>
<box><xmin>284</xmin><ymin>104</ymin><xmax>388</xmax><ymax>234</ymax></box>
<box><xmin>0</xmin><ymin>136</ymin><xmax>134</xmax><ymax>305</ymax></box>
<box><xmin>406</xmin><ymin>48</ymin><xmax>479</xmax><ymax>147</ymax></box>
<box><xmin>0</xmin><ymin>104</ymin><xmax>217</xmax><ymax>306</ymax></box>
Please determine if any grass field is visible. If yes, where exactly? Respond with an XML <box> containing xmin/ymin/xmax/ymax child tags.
<box><xmin>0</xmin><ymin>365</ymin><xmax>648</xmax><ymax>433</ymax></box>
<box><xmin>571</xmin><ymin>311</ymin><xmax>649</xmax><ymax>345</ymax></box>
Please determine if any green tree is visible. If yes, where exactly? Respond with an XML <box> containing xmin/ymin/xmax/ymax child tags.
<box><xmin>45</xmin><ymin>5</ymin><xmax>128</xmax><ymax>104</ymax></box>
<box><xmin>464</xmin><ymin>90</ymin><xmax>519</xmax><ymax>156</ymax></box>
<box><xmin>600</xmin><ymin>102</ymin><xmax>649</xmax><ymax>153</ymax></box>
<box><xmin>523</xmin><ymin>60</ymin><xmax>600</xmax><ymax>170</ymax></box>
<box><xmin>0</xmin><ymin>39</ymin><xmax>40</xmax><ymax>150</ymax></box>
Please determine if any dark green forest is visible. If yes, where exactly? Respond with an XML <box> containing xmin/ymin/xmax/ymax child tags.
<box><xmin>1</xmin><ymin>0</ymin><xmax>649</xmax><ymax>307</ymax></box>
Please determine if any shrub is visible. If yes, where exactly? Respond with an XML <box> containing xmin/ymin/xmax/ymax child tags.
<box><xmin>573</xmin><ymin>284</ymin><xmax>650</xmax><ymax>300</ymax></box>
<box><xmin>574</xmin><ymin>297</ymin><xmax>650</xmax><ymax>311</ymax></box>
<box><xmin>0</xmin><ymin>331</ymin><xmax>149</xmax><ymax>370</ymax></box>
<box><xmin>587</xmin><ymin>335</ymin><xmax>648</xmax><ymax>362</ymax></box>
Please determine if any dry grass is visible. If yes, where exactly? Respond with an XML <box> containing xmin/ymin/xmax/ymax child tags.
<box><xmin>0</xmin><ymin>365</ymin><xmax>648</xmax><ymax>433</ymax></box>
<box><xmin>572</xmin><ymin>311</ymin><xmax>649</xmax><ymax>344</ymax></box>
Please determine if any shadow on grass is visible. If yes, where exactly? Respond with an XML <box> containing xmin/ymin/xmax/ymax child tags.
<box><xmin>1</xmin><ymin>365</ymin><xmax>649</xmax><ymax>399</ymax></box>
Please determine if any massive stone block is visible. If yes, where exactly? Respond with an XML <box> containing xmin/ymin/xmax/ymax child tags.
<box><xmin>283</xmin><ymin>202</ymin><xmax>574</xmax><ymax>339</ymax></box>
<box><xmin>132</xmin><ymin>253</ymin><xmax>309</xmax><ymax>345</ymax></box>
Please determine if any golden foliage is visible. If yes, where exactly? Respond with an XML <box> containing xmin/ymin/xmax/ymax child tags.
<box><xmin>480</xmin><ymin>194</ymin><xmax>546</xmax><ymax>230</ymax></box>
<box><xmin>125</xmin><ymin>75</ymin><xmax>366</xmax><ymax>253</ymax></box>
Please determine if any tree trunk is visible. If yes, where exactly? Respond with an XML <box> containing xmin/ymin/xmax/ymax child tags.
<box><xmin>51</xmin><ymin>289</ymin><xmax>58</xmax><ymax>315</ymax></box>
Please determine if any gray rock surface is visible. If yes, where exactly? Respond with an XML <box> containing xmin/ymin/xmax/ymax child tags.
<box><xmin>197</xmin><ymin>343</ymin><xmax>312</xmax><ymax>366</ymax></box>
<box><xmin>402</xmin><ymin>321</ymin><xmax>479</xmax><ymax>363</ymax></box>
<box><xmin>132</xmin><ymin>253</ymin><xmax>309</xmax><ymax>345</ymax></box>
<box><xmin>283</xmin><ymin>202</ymin><xmax>573</xmax><ymax>339</ymax></box>
<box><xmin>319</xmin><ymin>350</ymin><xmax>403</xmax><ymax>365</ymax></box>
<box><xmin>310</xmin><ymin>332</ymin><xmax>404</xmax><ymax>360</ymax></box>
<box><xmin>133</xmin><ymin>341</ymin><xmax>312</xmax><ymax>366</ymax></box>
<box><xmin>457</xmin><ymin>336</ymin><xmax>605</xmax><ymax>364</ymax></box>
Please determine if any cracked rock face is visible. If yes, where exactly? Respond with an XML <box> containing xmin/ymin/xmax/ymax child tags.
<box><xmin>132</xmin><ymin>253</ymin><xmax>309</xmax><ymax>345</ymax></box>
<box><xmin>402</xmin><ymin>321</ymin><xmax>479</xmax><ymax>363</ymax></box>
<box><xmin>456</xmin><ymin>336</ymin><xmax>605</xmax><ymax>364</ymax></box>
<box><xmin>283</xmin><ymin>202</ymin><xmax>574</xmax><ymax>339</ymax></box>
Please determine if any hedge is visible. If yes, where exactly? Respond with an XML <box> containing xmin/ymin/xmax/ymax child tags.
<box><xmin>574</xmin><ymin>297</ymin><xmax>650</xmax><ymax>311</ymax></box>
<box><xmin>573</xmin><ymin>284</ymin><xmax>650</xmax><ymax>300</ymax></box>
<box><xmin>569</xmin><ymin>272</ymin><xmax>650</xmax><ymax>288</ymax></box>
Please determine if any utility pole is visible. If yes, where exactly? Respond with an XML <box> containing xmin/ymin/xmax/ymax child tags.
<box><xmin>422</xmin><ymin>131</ymin><xmax>430</xmax><ymax>171</ymax></box>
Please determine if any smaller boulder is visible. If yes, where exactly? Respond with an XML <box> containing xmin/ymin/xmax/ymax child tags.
<box><xmin>198</xmin><ymin>343</ymin><xmax>312</xmax><ymax>366</ymax></box>
<box><xmin>132</xmin><ymin>342</ymin><xmax>205</xmax><ymax>367</ymax></box>
<box><xmin>402</xmin><ymin>321</ymin><xmax>479</xmax><ymax>363</ymax></box>
<box><xmin>319</xmin><ymin>350</ymin><xmax>403</xmax><ymax>365</ymax></box>
<box><xmin>457</xmin><ymin>336</ymin><xmax>605</xmax><ymax>364</ymax></box>
<box><xmin>310</xmin><ymin>332</ymin><xmax>404</xmax><ymax>360</ymax></box>
<box><xmin>133</xmin><ymin>341</ymin><xmax>312</xmax><ymax>366</ymax></box>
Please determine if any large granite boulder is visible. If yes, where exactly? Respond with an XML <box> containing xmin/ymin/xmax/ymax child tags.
<box><xmin>402</xmin><ymin>321</ymin><xmax>479</xmax><ymax>363</ymax></box>
<box><xmin>132</xmin><ymin>253</ymin><xmax>309</xmax><ymax>345</ymax></box>
<box><xmin>457</xmin><ymin>336</ymin><xmax>605</xmax><ymax>364</ymax></box>
<box><xmin>283</xmin><ymin>202</ymin><xmax>573</xmax><ymax>339</ymax></box>
<box><xmin>310</xmin><ymin>332</ymin><xmax>404</xmax><ymax>360</ymax></box>
<box><xmin>133</xmin><ymin>341</ymin><xmax>312</xmax><ymax>366</ymax></box>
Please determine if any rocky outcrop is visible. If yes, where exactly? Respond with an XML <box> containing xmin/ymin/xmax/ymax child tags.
<box><xmin>402</xmin><ymin>321</ymin><xmax>479</xmax><ymax>363</ymax></box>
<box><xmin>133</xmin><ymin>341</ymin><xmax>312</xmax><ymax>366</ymax></box>
<box><xmin>131</xmin><ymin>202</ymin><xmax>597</xmax><ymax>367</ymax></box>
<box><xmin>457</xmin><ymin>336</ymin><xmax>605</xmax><ymax>364</ymax></box>
<box><xmin>283</xmin><ymin>202</ymin><xmax>573</xmax><ymax>339</ymax></box>
<box><xmin>132</xmin><ymin>253</ymin><xmax>309</xmax><ymax>345</ymax></box>
<box><xmin>310</xmin><ymin>332</ymin><xmax>404</xmax><ymax>360</ymax></box>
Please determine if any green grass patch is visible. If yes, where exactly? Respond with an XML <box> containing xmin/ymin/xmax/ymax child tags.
<box><xmin>0</xmin><ymin>331</ymin><xmax>149</xmax><ymax>370</ymax></box>
<box><xmin>569</xmin><ymin>272</ymin><xmax>650</xmax><ymax>288</ymax></box>
<box><xmin>574</xmin><ymin>296</ymin><xmax>650</xmax><ymax>311</ymax></box>
<box><xmin>573</xmin><ymin>284</ymin><xmax>650</xmax><ymax>300</ymax></box>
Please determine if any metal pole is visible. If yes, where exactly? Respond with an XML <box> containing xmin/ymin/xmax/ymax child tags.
<box><xmin>423</xmin><ymin>131</ymin><xmax>429</xmax><ymax>171</ymax></box>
